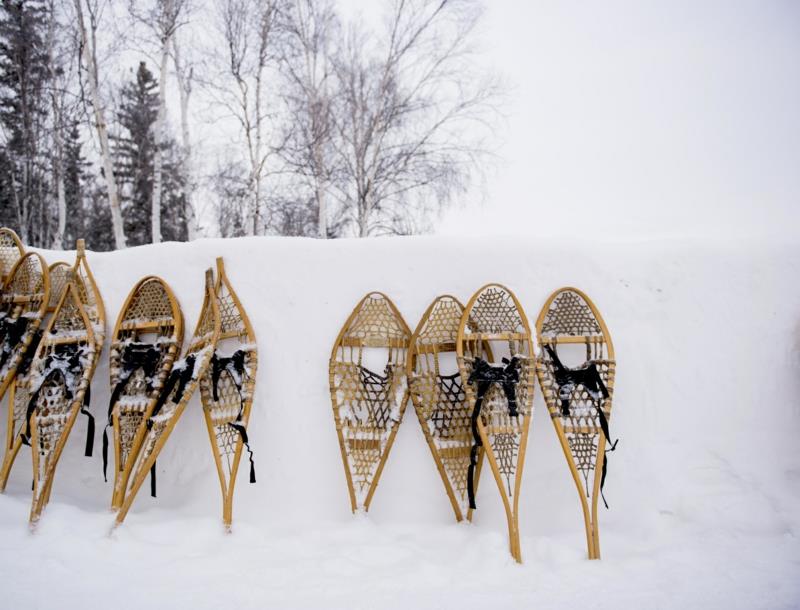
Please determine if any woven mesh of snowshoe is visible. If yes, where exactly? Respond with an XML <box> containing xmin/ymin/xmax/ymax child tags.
<box><xmin>330</xmin><ymin>361</ymin><xmax>404</xmax><ymax>497</ymax></box>
<box><xmin>199</xmin><ymin>272</ymin><xmax>257</xmax><ymax>476</ymax></box>
<box><xmin>412</xmin><ymin>372</ymin><xmax>473</xmax><ymax>502</ymax></box>
<box><xmin>0</xmin><ymin>229</ymin><xmax>23</xmax><ymax>284</ymax></box>
<box><xmin>0</xmin><ymin>254</ymin><xmax>47</xmax><ymax>381</ymax></box>
<box><xmin>50</xmin><ymin>292</ymin><xmax>88</xmax><ymax>334</ymax></box>
<box><xmin>111</xmin><ymin>279</ymin><xmax>180</xmax><ymax>471</ymax></box>
<box><xmin>47</xmin><ymin>263</ymin><xmax>71</xmax><ymax>311</ymax></box>
<box><xmin>408</xmin><ymin>296</ymin><xmax>477</xmax><ymax>513</ymax></box>
<box><xmin>458</xmin><ymin>286</ymin><xmax>535</xmax><ymax>499</ymax></box>
<box><xmin>73</xmin><ymin>256</ymin><xmax>104</xmax><ymax>342</ymax></box>
<box><xmin>341</xmin><ymin>294</ymin><xmax>407</xmax><ymax>344</ymax></box>
<box><xmin>466</xmin><ymin>286</ymin><xmax>527</xmax><ymax>335</ymax></box>
<box><xmin>536</xmin><ymin>289</ymin><xmax>615</xmax><ymax>495</ymax></box>
<box><xmin>32</xmin><ymin>373</ymin><xmax>75</xmax><ymax>500</ymax></box>
<box><xmin>540</xmin><ymin>290</ymin><xmax>602</xmax><ymax>338</ymax></box>
<box><xmin>119</xmin><ymin>279</ymin><xmax>176</xmax><ymax>326</ymax></box>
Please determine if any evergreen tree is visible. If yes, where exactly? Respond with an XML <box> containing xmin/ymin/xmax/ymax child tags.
<box><xmin>63</xmin><ymin>122</ymin><xmax>96</xmax><ymax>246</ymax></box>
<box><xmin>0</xmin><ymin>0</ymin><xmax>52</xmax><ymax>245</ymax></box>
<box><xmin>113</xmin><ymin>61</ymin><xmax>187</xmax><ymax>246</ymax></box>
<box><xmin>83</xmin><ymin>183</ymin><xmax>114</xmax><ymax>252</ymax></box>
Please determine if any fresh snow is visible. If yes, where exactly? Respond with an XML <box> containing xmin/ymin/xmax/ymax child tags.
<box><xmin>0</xmin><ymin>235</ymin><xmax>798</xmax><ymax>610</ymax></box>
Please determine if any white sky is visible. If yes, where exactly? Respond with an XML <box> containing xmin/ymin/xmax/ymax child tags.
<box><xmin>428</xmin><ymin>0</ymin><xmax>800</xmax><ymax>239</ymax></box>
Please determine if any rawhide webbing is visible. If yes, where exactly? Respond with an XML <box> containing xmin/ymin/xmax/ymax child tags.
<box><xmin>465</xmin><ymin>356</ymin><xmax>522</xmax><ymax>510</ymax></box>
<box><xmin>544</xmin><ymin>343</ymin><xmax>617</xmax><ymax>507</ymax></box>
<box><xmin>21</xmin><ymin>343</ymin><xmax>94</xmax><ymax>457</ymax></box>
<box><xmin>102</xmin><ymin>342</ymin><xmax>164</xmax><ymax>481</ymax></box>
<box><xmin>210</xmin><ymin>349</ymin><xmax>256</xmax><ymax>484</ymax></box>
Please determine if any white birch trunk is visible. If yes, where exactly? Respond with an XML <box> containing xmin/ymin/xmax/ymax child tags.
<box><xmin>316</xmin><ymin>186</ymin><xmax>326</xmax><ymax>238</ymax></box>
<box><xmin>74</xmin><ymin>0</ymin><xmax>126</xmax><ymax>249</ymax></box>
<box><xmin>173</xmin><ymin>38</ymin><xmax>197</xmax><ymax>240</ymax></box>
<box><xmin>46</xmin><ymin>2</ymin><xmax>65</xmax><ymax>250</ymax></box>
<box><xmin>53</xmin><ymin>136</ymin><xmax>66</xmax><ymax>249</ymax></box>
<box><xmin>151</xmin><ymin>37</ymin><xmax>169</xmax><ymax>244</ymax></box>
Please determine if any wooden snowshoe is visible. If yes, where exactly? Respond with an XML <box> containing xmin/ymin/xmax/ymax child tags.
<box><xmin>329</xmin><ymin>292</ymin><xmax>410</xmax><ymax>512</ymax></box>
<box><xmin>407</xmin><ymin>295</ymin><xmax>486</xmax><ymax>522</ymax></box>
<box><xmin>106</xmin><ymin>276</ymin><xmax>183</xmax><ymax>511</ymax></box>
<box><xmin>198</xmin><ymin>258</ymin><xmax>257</xmax><ymax>530</ymax></box>
<box><xmin>535</xmin><ymin>287</ymin><xmax>616</xmax><ymax>560</ymax></box>
<box><xmin>27</xmin><ymin>241</ymin><xmax>105</xmax><ymax>523</ymax></box>
<box><xmin>115</xmin><ymin>268</ymin><xmax>220</xmax><ymax>525</ymax></box>
<box><xmin>456</xmin><ymin>284</ymin><xmax>536</xmax><ymax>563</ymax></box>
<box><xmin>26</xmin><ymin>240</ymin><xmax>105</xmax><ymax>524</ymax></box>
<box><xmin>0</xmin><ymin>227</ymin><xmax>25</xmax><ymax>288</ymax></box>
<box><xmin>0</xmin><ymin>261</ymin><xmax>71</xmax><ymax>491</ymax></box>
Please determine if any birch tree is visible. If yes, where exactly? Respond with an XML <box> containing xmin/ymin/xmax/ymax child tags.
<box><xmin>129</xmin><ymin>0</ymin><xmax>187</xmax><ymax>244</ymax></box>
<box><xmin>72</xmin><ymin>0</ymin><xmax>127</xmax><ymax>249</ymax></box>
<box><xmin>171</xmin><ymin>28</ymin><xmax>197</xmax><ymax>239</ymax></box>
<box><xmin>330</xmin><ymin>0</ymin><xmax>499</xmax><ymax>236</ymax></box>
<box><xmin>209</xmin><ymin>0</ymin><xmax>284</xmax><ymax>236</ymax></box>
<box><xmin>282</xmin><ymin>0</ymin><xmax>338</xmax><ymax>238</ymax></box>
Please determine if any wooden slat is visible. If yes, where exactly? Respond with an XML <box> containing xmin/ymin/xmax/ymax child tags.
<box><xmin>414</xmin><ymin>341</ymin><xmax>456</xmax><ymax>354</ymax></box>
<box><xmin>463</xmin><ymin>331</ymin><xmax>528</xmax><ymax>342</ymax></box>
<box><xmin>540</xmin><ymin>335</ymin><xmax>605</xmax><ymax>345</ymax></box>
<box><xmin>340</xmin><ymin>336</ymin><xmax>407</xmax><ymax>349</ymax></box>
<box><xmin>42</xmin><ymin>335</ymin><xmax>86</xmax><ymax>346</ymax></box>
<box><xmin>3</xmin><ymin>293</ymin><xmax>46</xmax><ymax>305</ymax></box>
<box><xmin>119</xmin><ymin>319</ymin><xmax>172</xmax><ymax>330</ymax></box>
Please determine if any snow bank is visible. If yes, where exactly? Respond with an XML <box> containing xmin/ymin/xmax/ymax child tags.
<box><xmin>1</xmin><ymin>235</ymin><xmax>799</xmax><ymax>609</ymax></box>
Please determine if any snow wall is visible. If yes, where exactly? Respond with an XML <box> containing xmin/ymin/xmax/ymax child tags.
<box><xmin>1</xmin><ymin>235</ymin><xmax>799</xmax><ymax>609</ymax></box>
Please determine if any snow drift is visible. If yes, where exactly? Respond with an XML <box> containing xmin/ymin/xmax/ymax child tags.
<box><xmin>1</xmin><ymin>235</ymin><xmax>798</xmax><ymax>609</ymax></box>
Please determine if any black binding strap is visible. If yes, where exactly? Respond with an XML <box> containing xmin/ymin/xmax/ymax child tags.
<box><xmin>80</xmin><ymin>385</ymin><xmax>94</xmax><ymax>457</ymax></box>
<box><xmin>149</xmin><ymin>354</ymin><xmax>196</xmax><ymax>425</ymax></box>
<box><xmin>143</xmin><ymin>354</ymin><xmax>197</xmax><ymax>498</ymax></box>
<box><xmin>102</xmin><ymin>342</ymin><xmax>163</xmax><ymax>481</ymax></box>
<box><xmin>210</xmin><ymin>350</ymin><xmax>256</xmax><ymax>484</ymax></box>
<box><xmin>229</xmin><ymin>422</ymin><xmax>256</xmax><ymax>483</ymax></box>
<box><xmin>0</xmin><ymin>316</ymin><xmax>30</xmax><ymax>370</ymax></box>
<box><xmin>465</xmin><ymin>357</ymin><xmax>522</xmax><ymax>510</ymax></box>
<box><xmin>544</xmin><ymin>343</ymin><xmax>618</xmax><ymax>508</ymax></box>
<box><xmin>21</xmin><ymin>344</ymin><xmax>88</xmax><ymax>448</ymax></box>
<box><xmin>21</xmin><ymin>368</ymin><xmax>69</xmax><ymax>447</ymax></box>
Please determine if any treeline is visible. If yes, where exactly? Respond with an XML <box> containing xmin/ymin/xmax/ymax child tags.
<box><xmin>0</xmin><ymin>0</ymin><xmax>498</xmax><ymax>250</ymax></box>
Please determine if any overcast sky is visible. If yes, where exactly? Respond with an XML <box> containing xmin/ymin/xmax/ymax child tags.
<box><xmin>427</xmin><ymin>0</ymin><xmax>800</xmax><ymax>240</ymax></box>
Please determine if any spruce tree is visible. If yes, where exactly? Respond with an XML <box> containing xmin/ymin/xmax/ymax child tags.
<box><xmin>113</xmin><ymin>61</ymin><xmax>187</xmax><ymax>246</ymax></box>
<box><xmin>0</xmin><ymin>0</ymin><xmax>52</xmax><ymax>245</ymax></box>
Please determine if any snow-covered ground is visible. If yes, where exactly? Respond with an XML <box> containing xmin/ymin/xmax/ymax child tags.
<box><xmin>1</xmin><ymin>235</ymin><xmax>799</xmax><ymax>609</ymax></box>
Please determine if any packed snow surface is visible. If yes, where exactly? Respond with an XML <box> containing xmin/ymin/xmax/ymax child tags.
<box><xmin>1</xmin><ymin>235</ymin><xmax>799</xmax><ymax>609</ymax></box>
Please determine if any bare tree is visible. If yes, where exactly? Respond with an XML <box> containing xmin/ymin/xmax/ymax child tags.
<box><xmin>128</xmin><ymin>0</ymin><xmax>187</xmax><ymax>244</ymax></box>
<box><xmin>72</xmin><ymin>0</ymin><xmax>127</xmax><ymax>248</ymax></box>
<box><xmin>207</xmin><ymin>0</ymin><xmax>284</xmax><ymax>236</ymax></box>
<box><xmin>45</xmin><ymin>0</ymin><xmax>82</xmax><ymax>249</ymax></box>
<box><xmin>329</xmin><ymin>0</ymin><xmax>499</xmax><ymax>236</ymax></box>
<box><xmin>282</xmin><ymin>0</ymin><xmax>338</xmax><ymax>238</ymax></box>
<box><xmin>171</xmin><ymin>27</ymin><xmax>198</xmax><ymax>239</ymax></box>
